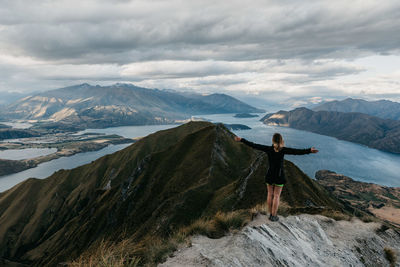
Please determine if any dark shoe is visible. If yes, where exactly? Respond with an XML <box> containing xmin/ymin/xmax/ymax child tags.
<box><xmin>269</xmin><ymin>214</ymin><xmax>273</xmax><ymax>221</ymax></box>
<box><xmin>271</xmin><ymin>215</ymin><xmax>279</xmax><ymax>222</ymax></box>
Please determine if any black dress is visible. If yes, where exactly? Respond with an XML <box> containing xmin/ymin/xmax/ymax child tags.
<box><xmin>241</xmin><ymin>138</ymin><xmax>311</xmax><ymax>185</ymax></box>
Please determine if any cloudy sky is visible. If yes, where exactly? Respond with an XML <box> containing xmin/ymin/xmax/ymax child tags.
<box><xmin>1</xmin><ymin>0</ymin><xmax>400</xmax><ymax>108</ymax></box>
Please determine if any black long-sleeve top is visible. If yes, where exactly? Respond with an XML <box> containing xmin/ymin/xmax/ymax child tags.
<box><xmin>241</xmin><ymin>138</ymin><xmax>311</xmax><ymax>185</ymax></box>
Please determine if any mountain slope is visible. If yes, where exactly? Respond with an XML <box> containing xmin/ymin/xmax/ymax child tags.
<box><xmin>3</xmin><ymin>83</ymin><xmax>263</xmax><ymax>129</ymax></box>
<box><xmin>313</xmin><ymin>98</ymin><xmax>400</xmax><ymax>120</ymax></box>
<box><xmin>0</xmin><ymin>121</ymin><xmax>345</xmax><ymax>265</ymax></box>
<box><xmin>261</xmin><ymin>108</ymin><xmax>400</xmax><ymax>153</ymax></box>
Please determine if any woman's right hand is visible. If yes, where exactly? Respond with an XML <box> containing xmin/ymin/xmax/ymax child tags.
<box><xmin>234</xmin><ymin>136</ymin><xmax>242</xmax><ymax>142</ymax></box>
<box><xmin>310</xmin><ymin>147</ymin><xmax>319</xmax><ymax>153</ymax></box>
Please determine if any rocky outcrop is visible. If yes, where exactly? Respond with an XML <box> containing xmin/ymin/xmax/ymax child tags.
<box><xmin>161</xmin><ymin>214</ymin><xmax>400</xmax><ymax>267</ymax></box>
<box><xmin>223</xmin><ymin>124</ymin><xmax>251</xmax><ymax>130</ymax></box>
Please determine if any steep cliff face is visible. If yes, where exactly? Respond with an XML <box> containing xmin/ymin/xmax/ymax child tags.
<box><xmin>161</xmin><ymin>214</ymin><xmax>400</xmax><ymax>267</ymax></box>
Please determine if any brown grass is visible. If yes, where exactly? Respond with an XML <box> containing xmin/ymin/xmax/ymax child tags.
<box><xmin>181</xmin><ymin>210</ymin><xmax>251</xmax><ymax>239</ymax></box>
<box><xmin>141</xmin><ymin>232</ymin><xmax>190</xmax><ymax>265</ymax></box>
<box><xmin>250</xmin><ymin>202</ymin><xmax>268</xmax><ymax>216</ymax></box>
<box><xmin>68</xmin><ymin>239</ymin><xmax>140</xmax><ymax>267</ymax></box>
<box><xmin>69</xmin><ymin>210</ymin><xmax>251</xmax><ymax>266</ymax></box>
<box><xmin>384</xmin><ymin>247</ymin><xmax>397</xmax><ymax>267</ymax></box>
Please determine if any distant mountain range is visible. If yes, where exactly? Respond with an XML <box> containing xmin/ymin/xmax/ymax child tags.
<box><xmin>314</xmin><ymin>98</ymin><xmax>400</xmax><ymax>120</ymax></box>
<box><xmin>261</xmin><ymin>108</ymin><xmax>400</xmax><ymax>153</ymax></box>
<box><xmin>1</xmin><ymin>83</ymin><xmax>263</xmax><ymax>129</ymax></box>
<box><xmin>0</xmin><ymin>121</ymin><xmax>349</xmax><ymax>266</ymax></box>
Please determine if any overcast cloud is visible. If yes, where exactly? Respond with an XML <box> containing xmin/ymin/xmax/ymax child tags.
<box><xmin>1</xmin><ymin>0</ymin><xmax>400</xmax><ymax>107</ymax></box>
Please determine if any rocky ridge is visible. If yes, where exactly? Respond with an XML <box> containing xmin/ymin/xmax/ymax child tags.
<box><xmin>161</xmin><ymin>214</ymin><xmax>400</xmax><ymax>267</ymax></box>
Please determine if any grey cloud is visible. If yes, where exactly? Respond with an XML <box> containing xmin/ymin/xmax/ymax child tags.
<box><xmin>1</xmin><ymin>0</ymin><xmax>400</xmax><ymax>64</ymax></box>
<box><xmin>0</xmin><ymin>0</ymin><xmax>400</xmax><ymax>104</ymax></box>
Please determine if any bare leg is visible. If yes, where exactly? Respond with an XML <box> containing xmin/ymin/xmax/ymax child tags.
<box><xmin>266</xmin><ymin>184</ymin><xmax>274</xmax><ymax>215</ymax></box>
<box><xmin>271</xmin><ymin>186</ymin><xmax>283</xmax><ymax>216</ymax></box>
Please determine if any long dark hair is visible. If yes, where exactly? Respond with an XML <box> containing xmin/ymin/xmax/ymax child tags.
<box><xmin>272</xmin><ymin>133</ymin><xmax>284</xmax><ymax>152</ymax></box>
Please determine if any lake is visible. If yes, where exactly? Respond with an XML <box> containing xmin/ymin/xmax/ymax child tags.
<box><xmin>204</xmin><ymin>113</ymin><xmax>400</xmax><ymax>187</ymax></box>
<box><xmin>1</xmin><ymin>114</ymin><xmax>399</xmax><ymax>192</ymax></box>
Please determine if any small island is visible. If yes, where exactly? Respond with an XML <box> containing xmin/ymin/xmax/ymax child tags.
<box><xmin>223</xmin><ymin>124</ymin><xmax>251</xmax><ymax>130</ymax></box>
<box><xmin>234</xmin><ymin>113</ymin><xmax>259</xmax><ymax>118</ymax></box>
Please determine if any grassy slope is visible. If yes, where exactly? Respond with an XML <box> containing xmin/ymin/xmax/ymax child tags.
<box><xmin>0</xmin><ymin>121</ymin><xmax>348</xmax><ymax>266</ymax></box>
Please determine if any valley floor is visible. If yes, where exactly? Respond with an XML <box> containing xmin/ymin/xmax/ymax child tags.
<box><xmin>160</xmin><ymin>214</ymin><xmax>400</xmax><ymax>267</ymax></box>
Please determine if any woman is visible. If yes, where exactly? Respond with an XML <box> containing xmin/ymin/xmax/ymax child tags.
<box><xmin>234</xmin><ymin>133</ymin><xmax>318</xmax><ymax>221</ymax></box>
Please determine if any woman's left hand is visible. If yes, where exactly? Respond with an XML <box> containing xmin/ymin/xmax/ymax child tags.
<box><xmin>310</xmin><ymin>147</ymin><xmax>319</xmax><ymax>153</ymax></box>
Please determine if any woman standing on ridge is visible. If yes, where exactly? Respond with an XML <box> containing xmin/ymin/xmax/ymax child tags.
<box><xmin>234</xmin><ymin>133</ymin><xmax>318</xmax><ymax>221</ymax></box>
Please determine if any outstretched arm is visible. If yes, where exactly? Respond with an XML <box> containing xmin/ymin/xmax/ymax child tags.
<box><xmin>283</xmin><ymin>147</ymin><xmax>318</xmax><ymax>155</ymax></box>
<box><xmin>234</xmin><ymin>136</ymin><xmax>272</xmax><ymax>152</ymax></box>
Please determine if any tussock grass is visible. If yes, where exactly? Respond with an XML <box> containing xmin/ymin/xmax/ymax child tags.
<box><xmin>250</xmin><ymin>203</ymin><xmax>268</xmax><ymax>216</ymax></box>
<box><xmin>69</xmin><ymin>239</ymin><xmax>140</xmax><ymax>267</ymax></box>
<box><xmin>142</xmin><ymin>238</ymin><xmax>178</xmax><ymax>264</ymax></box>
<box><xmin>214</xmin><ymin>211</ymin><xmax>248</xmax><ymax>232</ymax></box>
<box><xmin>181</xmin><ymin>210</ymin><xmax>251</xmax><ymax>239</ymax></box>
<box><xmin>384</xmin><ymin>247</ymin><xmax>397</xmax><ymax>267</ymax></box>
<box><xmin>181</xmin><ymin>218</ymin><xmax>217</xmax><ymax>237</ymax></box>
